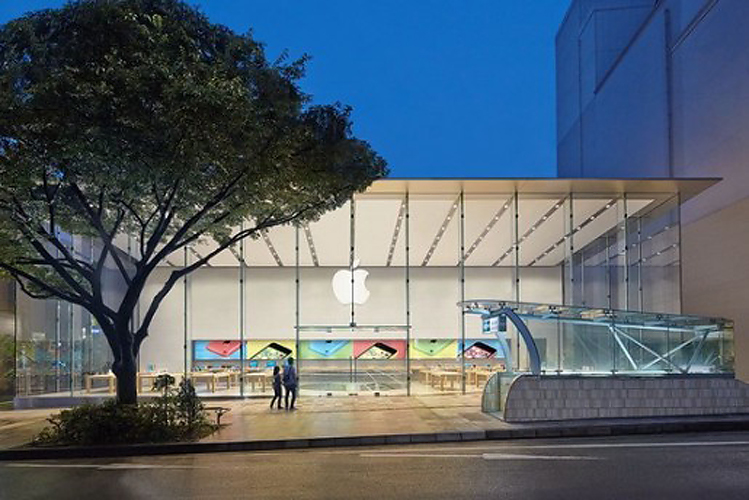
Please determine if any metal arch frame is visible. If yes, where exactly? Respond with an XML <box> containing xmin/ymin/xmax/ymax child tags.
<box><xmin>484</xmin><ymin>307</ymin><xmax>542</xmax><ymax>376</ymax></box>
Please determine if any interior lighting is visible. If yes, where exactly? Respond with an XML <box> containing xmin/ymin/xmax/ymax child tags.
<box><xmin>303</xmin><ymin>225</ymin><xmax>319</xmax><ymax>266</ymax></box>
<box><xmin>386</xmin><ymin>199</ymin><xmax>407</xmax><ymax>267</ymax></box>
<box><xmin>527</xmin><ymin>198</ymin><xmax>618</xmax><ymax>267</ymax></box>
<box><xmin>261</xmin><ymin>230</ymin><xmax>284</xmax><ymax>266</ymax></box>
<box><xmin>421</xmin><ymin>195</ymin><xmax>461</xmax><ymax>266</ymax></box>
<box><xmin>492</xmin><ymin>197</ymin><xmax>566</xmax><ymax>266</ymax></box>
<box><xmin>458</xmin><ymin>198</ymin><xmax>513</xmax><ymax>265</ymax></box>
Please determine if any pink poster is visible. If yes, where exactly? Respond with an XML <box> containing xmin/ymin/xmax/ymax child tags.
<box><xmin>353</xmin><ymin>340</ymin><xmax>407</xmax><ymax>360</ymax></box>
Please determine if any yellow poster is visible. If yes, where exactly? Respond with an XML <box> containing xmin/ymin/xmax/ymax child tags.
<box><xmin>245</xmin><ymin>340</ymin><xmax>296</xmax><ymax>360</ymax></box>
<box><xmin>410</xmin><ymin>339</ymin><xmax>458</xmax><ymax>359</ymax></box>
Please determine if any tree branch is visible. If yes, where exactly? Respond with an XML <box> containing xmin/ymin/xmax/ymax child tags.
<box><xmin>68</xmin><ymin>182</ymin><xmax>132</xmax><ymax>285</ymax></box>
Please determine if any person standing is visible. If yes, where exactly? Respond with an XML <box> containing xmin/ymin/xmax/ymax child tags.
<box><xmin>283</xmin><ymin>358</ymin><xmax>298</xmax><ymax>410</ymax></box>
<box><xmin>269</xmin><ymin>366</ymin><xmax>282</xmax><ymax>410</ymax></box>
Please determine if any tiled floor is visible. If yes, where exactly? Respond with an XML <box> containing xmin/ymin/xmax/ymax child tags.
<box><xmin>0</xmin><ymin>393</ymin><xmax>506</xmax><ymax>449</ymax></box>
<box><xmin>202</xmin><ymin>393</ymin><xmax>509</xmax><ymax>443</ymax></box>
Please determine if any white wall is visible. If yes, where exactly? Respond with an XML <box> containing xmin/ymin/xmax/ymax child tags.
<box><xmin>139</xmin><ymin>265</ymin><xmax>563</xmax><ymax>369</ymax></box>
<box><xmin>138</xmin><ymin>268</ymin><xmax>185</xmax><ymax>373</ymax></box>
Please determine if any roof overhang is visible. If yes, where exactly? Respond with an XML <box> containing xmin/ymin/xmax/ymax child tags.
<box><xmin>363</xmin><ymin>177</ymin><xmax>721</xmax><ymax>203</ymax></box>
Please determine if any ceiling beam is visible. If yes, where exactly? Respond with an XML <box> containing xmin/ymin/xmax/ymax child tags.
<box><xmin>528</xmin><ymin>199</ymin><xmax>617</xmax><ymax>267</ymax></box>
<box><xmin>421</xmin><ymin>195</ymin><xmax>460</xmax><ymax>266</ymax></box>
<box><xmin>303</xmin><ymin>225</ymin><xmax>319</xmax><ymax>266</ymax></box>
<box><xmin>188</xmin><ymin>246</ymin><xmax>212</xmax><ymax>267</ymax></box>
<box><xmin>386</xmin><ymin>199</ymin><xmax>407</xmax><ymax>267</ymax></box>
<box><xmin>457</xmin><ymin>197</ymin><xmax>512</xmax><ymax>266</ymax></box>
<box><xmin>492</xmin><ymin>197</ymin><xmax>566</xmax><ymax>266</ymax></box>
<box><xmin>261</xmin><ymin>230</ymin><xmax>284</xmax><ymax>267</ymax></box>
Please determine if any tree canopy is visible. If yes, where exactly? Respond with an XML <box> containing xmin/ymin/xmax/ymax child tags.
<box><xmin>0</xmin><ymin>0</ymin><xmax>386</xmax><ymax>403</ymax></box>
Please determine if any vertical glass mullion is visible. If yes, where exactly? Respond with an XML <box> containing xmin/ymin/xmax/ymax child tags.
<box><xmin>349</xmin><ymin>197</ymin><xmax>355</xmax><ymax>328</ymax></box>
<box><xmin>13</xmin><ymin>280</ymin><xmax>19</xmax><ymax>397</ymax></box>
<box><xmin>68</xmin><ymin>235</ymin><xmax>75</xmax><ymax>397</ymax></box>
<box><xmin>459</xmin><ymin>190</ymin><xmax>465</xmax><ymax>394</ymax></box>
<box><xmin>405</xmin><ymin>192</ymin><xmax>411</xmax><ymax>396</ymax></box>
<box><xmin>239</xmin><ymin>224</ymin><xmax>245</xmax><ymax>397</ymax></box>
<box><xmin>676</xmin><ymin>193</ymin><xmax>683</xmax><ymax>314</ymax></box>
<box><xmin>294</xmin><ymin>225</ymin><xmax>300</xmax><ymax>375</ymax></box>
<box><xmin>512</xmin><ymin>190</ymin><xmax>520</xmax><ymax>371</ymax></box>
<box><xmin>623</xmin><ymin>194</ymin><xmax>630</xmax><ymax>311</ymax></box>
<box><xmin>183</xmin><ymin>247</ymin><xmax>190</xmax><ymax>380</ymax></box>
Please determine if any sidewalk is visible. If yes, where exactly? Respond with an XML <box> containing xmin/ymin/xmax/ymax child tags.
<box><xmin>2</xmin><ymin>393</ymin><xmax>749</xmax><ymax>460</ymax></box>
<box><xmin>204</xmin><ymin>394</ymin><xmax>506</xmax><ymax>443</ymax></box>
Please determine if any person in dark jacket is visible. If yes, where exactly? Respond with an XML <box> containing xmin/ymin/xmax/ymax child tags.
<box><xmin>270</xmin><ymin>365</ymin><xmax>282</xmax><ymax>410</ymax></box>
<box><xmin>283</xmin><ymin>358</ymin><xmax>298</xmax><ymax>410</ymax></box>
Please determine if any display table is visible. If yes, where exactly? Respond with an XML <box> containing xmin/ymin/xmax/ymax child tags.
<box><xmin>190</xmin><ymin>372</ymin><xmax>232</xmax><ymax>393</ymax></box>
<box><xmin>426</xmin><ymin>370</ymin><xmax>463</xmax><ymax>391</ymax></box>
<box><xmin>84</xmin><ymin>373</ymin><xmax>116</xmax><ymax>394</ymax></box>
<box><xmin>244</xmin><ymin>371</ymin><xmax>271</xmax><ymax>392</ymax></box>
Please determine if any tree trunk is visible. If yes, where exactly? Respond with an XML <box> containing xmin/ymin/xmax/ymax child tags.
<box><xmin>115</xmin><ymin>356</ymin><xmax>138</xmax><ymax>405</ymax></box>
<box><xmin>113</xmin><ymin>335</ymin><xmax>138</xmax><ymax>405</ymax></box>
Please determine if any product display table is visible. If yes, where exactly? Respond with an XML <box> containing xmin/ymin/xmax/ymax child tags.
<box><xmin>84</xmin><ymin>372</ymin><xmax>117</xmax><ymax>394</ymax></box>
<box><xmin>244</xmin><ymin>371</ymin><xmax>272</xmax><ymax>392</ymax></box>
<box><xmin>467</xmin><ymin>368</ymin><xmax>498</xmax><ymax>388</ymax></box>
<box><xmin>426</xmin><ymin>370</ymin><xmax>463</xmax><ymax>391</ymax></box>
<box><xmin>190</xmin><ymin>372</ymin><xmax>232</xmax><ymax>393</ymax></box>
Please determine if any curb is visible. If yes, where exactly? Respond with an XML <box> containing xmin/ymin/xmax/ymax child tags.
<box><xmin>2</xmin><ymin>417</ymin><xmax>749</xmax><ymax>461</ymax></box>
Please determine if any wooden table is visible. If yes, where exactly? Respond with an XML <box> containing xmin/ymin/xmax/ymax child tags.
<box><xmin>470</xmin><ymin>370</ymin><xmax>494</xmax><ymax>388</ymax></box>
<box><xmin>427</xmin><ymin>370</ymin><xmax>463</xmax><ymax>391</ymax></box>
<box><xmin>244</xmin><ymin>371</ymin><xmax>271</xmax><ymax>392</ymax></box>
<box><xmin>190</xmin><ymin>372</ymin><xmax>232</xmax><ymax>393</ymax></box>
<box><xmin>84</xmin><ymin>373</ymin><xmax>116</xmax><ymax>394</ymax></box>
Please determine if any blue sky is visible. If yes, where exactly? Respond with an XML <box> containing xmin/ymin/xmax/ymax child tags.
<box><xmin>1</xmin><ymin>1</ymin><xmax>570</xmax><ymax>178</ymax></box>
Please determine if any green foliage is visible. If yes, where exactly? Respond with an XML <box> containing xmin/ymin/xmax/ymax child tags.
<box><xmin>0</xmin><ymin>334</ymin><xmax>14</xmax><ymax>399</ymax></box>
<box><xmin>33</xmin><ymin>378</ymin><xmax>217</xmax><ymax>446</ymax></box>
<box><xmin>0</xmin><ymin>0</ymin><xmax>386</xmax><ymax>401</ymax></box>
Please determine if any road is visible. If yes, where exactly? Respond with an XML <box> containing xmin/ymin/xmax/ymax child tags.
<box><xmin>2</xmin><ymin>432</ymin><xmax>749</xmax><ymax>499</ymax></box>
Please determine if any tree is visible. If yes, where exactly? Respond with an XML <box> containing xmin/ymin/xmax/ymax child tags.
<box><xmin>0</xmin><ymin>0</ymin><xmax>387</xmax><ymax>404</ymax></box>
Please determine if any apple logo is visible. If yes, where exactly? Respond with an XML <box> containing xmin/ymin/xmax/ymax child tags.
<box><xmin>332</xmin><ymin>258</ymin><xmax>370</xmax><ymax>305</ymax></box>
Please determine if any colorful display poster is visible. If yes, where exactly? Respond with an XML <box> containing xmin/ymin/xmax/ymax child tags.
<box><xmin>353</xmin><ymin>340</ymin><xmax>406</xmax><ymax>360</ymax></box>
<box><xmin>300</xmin><ymin>340</ymin><xmax>353</xmax><ymax>360</ymax></box>
<box><xmin>193</xmin><ymin>340</ymin><xmax>242</xmax><ymax>360</ymax></box>
<box><xmin>409</xmin><ymin>339</ymin><xmax>458</xmax><ymax>359</ymax></box>
<box><xmin>245</xmin><ymin>340</ymin><xmax>296</xmax><ymax>360</ymax></box>
<box><xmin>458</xmin><ymin>340</ymin><xmax>504</xmax><ymax>359</ymax></box>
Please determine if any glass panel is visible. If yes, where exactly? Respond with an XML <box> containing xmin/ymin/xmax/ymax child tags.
<box><xmin>190</xmin><ymin>263</ymin><xmax>241</xmax><ymax>396</ymax></box>
<box><xmin>518</xmin><ymin>194</ymin><xmax>567</xmax><ymax>373</ymax></box>
<box><xmin>351</xmin><ymin>193</ymin><xmax>407</xmax><ymax>395</ymax></box>
<box><xmin>626</xmin><ymin>194</ymin><xmax>681</xmax><ymax>313</ymax></box>
<box><xmin>461</xmin><ymin>299</ymin><xmax>733</xmax><ymax>375</ymax></box>
<box><xmin>409</xmin><ymin>193</ymin><xmax>461</xmax><ymax>395</ymax></box>
<box><xmin>463</xmin><ymin>193</ymin><xmax>514</xmax><ymax>388</ymax></box>
<box><xmin>0</xmin><ymin>281</ymin><xmax>14</xmax><ymax>402</ymax></box>
<box><xmin>297</xmin><ymin>201</ymin><xmax>352</xmax><ymax>394</ymax></box>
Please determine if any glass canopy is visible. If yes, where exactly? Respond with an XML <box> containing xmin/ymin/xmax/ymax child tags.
<box><xmin>461</xmin><ymin>299</ymin><xmax>734</xmax><ymax>375</ymax></box>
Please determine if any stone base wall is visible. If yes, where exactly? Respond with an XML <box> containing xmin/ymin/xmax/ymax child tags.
<box><xmin>503</xmin><ymin>375</ymin><xmax>749</xmax><ymax>422</ymax></box>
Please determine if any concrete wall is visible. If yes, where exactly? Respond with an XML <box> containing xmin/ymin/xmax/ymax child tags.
<box><xmin>555</xmin><ymin>0</ymin><xmax>749</xmax><ymax>380</ymax></box>
<box><xmin>502</xmin><ymin>374</ymin><xmax>749</xmax><ymax>422</ymax></box>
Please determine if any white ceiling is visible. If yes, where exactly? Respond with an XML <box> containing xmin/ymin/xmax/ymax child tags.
<box><xmin>151</xmin><ymin>194</ymin><xmax>662</xmax><ymax>268</ymax></box>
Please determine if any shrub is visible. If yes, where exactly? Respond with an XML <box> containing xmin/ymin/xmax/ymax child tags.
<box><xmin>33</xmin><ymin>378</ymin><xmax>218</xmax><ymax>447</ymax></box>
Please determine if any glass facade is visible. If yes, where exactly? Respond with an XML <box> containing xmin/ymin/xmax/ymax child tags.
<box><xmin>9</xmin><ymin>179</ymin><xmax>727</xmax><ymax>402</ymax></box>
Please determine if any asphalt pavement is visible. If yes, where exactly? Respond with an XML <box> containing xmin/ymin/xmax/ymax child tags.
<box><xmin>2</xmin><ymin>431</ymin><xmax>749</xmax><ymax>500</ymax></box>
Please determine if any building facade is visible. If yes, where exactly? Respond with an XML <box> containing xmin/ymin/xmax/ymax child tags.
<box><xmin>11</xmin><ymin>178</ymin><xmax>732</xmax><ymax>404</ymax></box>
<box><xmin>556</xmin><ymin>0</ymin><xmax>749</xmax><ymax>380</ymax></box>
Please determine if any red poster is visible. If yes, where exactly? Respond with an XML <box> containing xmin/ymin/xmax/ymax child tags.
<box><xmin>353</xmin><ymin>340</ymin><xmax>406</xmax><ymax>360</ymax></box>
